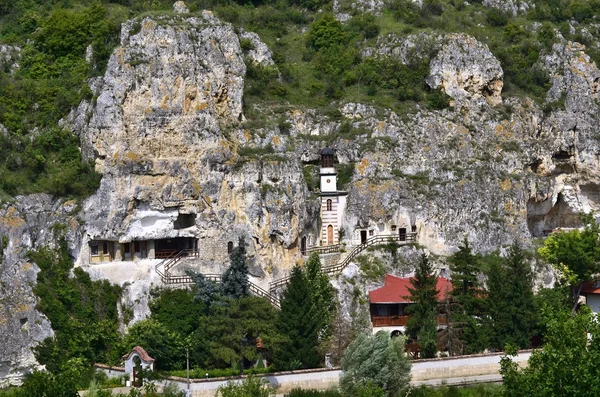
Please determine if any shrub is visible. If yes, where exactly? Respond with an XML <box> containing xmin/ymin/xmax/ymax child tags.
<box><xmin>216</xmin><ymin>376</ymin><xmax>275</xmax><ymax>397</ymax></box>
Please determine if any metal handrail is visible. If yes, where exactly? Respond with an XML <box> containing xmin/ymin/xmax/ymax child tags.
<box><xmin>270</xmin><ymin>233</ymin><xmax>417</xmax><ymax>293</ymax></box>
<box><xmin>157</xmin><ymin>253</ymin><xmax>280</xmax><ymax>308</ymax></box>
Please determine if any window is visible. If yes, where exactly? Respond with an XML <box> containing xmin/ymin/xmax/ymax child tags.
<box><xmin>124</xmin><ymin>243</ymin><xmax>130</xmax><ymax>253</ymax></box>
<box><xmin>326</xmin><ymin>199</ymin><xmax>332</xmax><ymax>211</ymax></box>
<box><xmin>91</xmin><ymin>245</ymin><xmax>99</xmax><ymax>255</ymax></box>
<box><xmin>227</xmin><ymin>241</ymin><xmax>233</xmax><ymax>254</ymax></box>
<box><xmin>391</xmin><ymin>225</ymin><xmax>397</xmax><ymax>232</ymax></box>
<box><xmin>369</xmin><ymin>230</ymin><xmax>374</xmax><ymax>236</ymax></box>
<box><xmin>411</xmin><ymin>225</ymin><xmax>417</xmax><ymax>233</ymax></box>
<box><xmin>103</xmin><ymin>242</ymin><xmax>109</xmax><ymax>255</ymax></box>
<box><xmin>134</xmin><ymin>241</ymin><xmax>141</xmax><ymax>253</ymax></box>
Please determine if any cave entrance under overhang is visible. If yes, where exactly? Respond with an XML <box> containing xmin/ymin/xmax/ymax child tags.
<box><xmin>155</xmin><ymin>237</ymin><xmax>197</xmax><ymax>258</ymax></box>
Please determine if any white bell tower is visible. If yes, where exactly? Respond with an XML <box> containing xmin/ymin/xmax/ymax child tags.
<box><xmin>319</xmin><ymin>147</ymin><xmax>348</xmax><ymax>246</ymax></box>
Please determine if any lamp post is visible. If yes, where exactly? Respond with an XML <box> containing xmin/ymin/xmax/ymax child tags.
<box><xmin>240</xmin><ymin>333</ymin><xmax>248</xmax><ymax>376</ymax></box>
<box><xmin>186</xmin><ymin>346</ymin><xmax>190</xmax><ymax>397</ymax></box>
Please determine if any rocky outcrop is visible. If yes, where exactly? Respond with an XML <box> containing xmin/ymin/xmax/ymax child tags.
<box><xmin>482</xmin><ymin>0</ymin><xmax>532</xmax><ymax>16</ymax></box>
<box><xmin>0</xmin><ymin>195</ymin><xmax>81</xmax><ymax>387</ymax></box>
<box><xmin>427</xmin><ymin>33</ymin><xmax>504</xmax><ymax>107</ymax></box>
<box><xmin>0</xmin><ymin>45</ymin><xmax>20</xmax><ymax>73</ymax></box>
<box><xmin>71</xmin><ymin>11</ymin><xmax>315</xmax><ymax>278</ymax></box>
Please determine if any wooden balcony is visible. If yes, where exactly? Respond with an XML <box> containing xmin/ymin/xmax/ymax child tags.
<box><xmin>372</xmin><ymin>315</ymin><xmax>448</xmax><ymax>327</ymax></box>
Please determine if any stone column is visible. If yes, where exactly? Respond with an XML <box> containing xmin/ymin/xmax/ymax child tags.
<box><xmin>148</xmin><ymin>240</ymin><xmax>155</xmax><ymax>259</ymax></box>
<box><xmin>114</xmin><ymin>243</ymin><xmax>123</xmax><ymax>262</ymax></box>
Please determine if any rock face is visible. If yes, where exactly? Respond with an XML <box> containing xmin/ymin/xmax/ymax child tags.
<box><xmin>0</xmin><ymin>195</ymin><xmax>81</xmax><ymax>387</ymax></box>
<box><xmin>72</xmin><ymin>11</ymin><xmax>314</xmax><ymax>278</ymax></box>
<box><xmin>3</xmin><ymin>5</ymin><xmax>600</xmax><ymax>386</ymax></box>
<box><xmin>427</xmin><ymin>33</ymin><xmax>504</xmax><ymax>107</ymax></box>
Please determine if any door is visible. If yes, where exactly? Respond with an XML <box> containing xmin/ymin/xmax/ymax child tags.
<box><xmin>360</xmin><ymin>230</ymin><xmax>367</xmax><ymax>244</ymax></box>
<box><xmin>399</xmin><ymin>227</ymin><xmax>407</xmax><ymax>241</ymax></box>
<box><xmin>301</xmin><ymin>236</ymin><xmax>307</xmax><ymax>256</ymax></box>
<box><xmin>327</xmin><ymin>225</ymin><xmax>334</xmax><ymax>245</ymax></box>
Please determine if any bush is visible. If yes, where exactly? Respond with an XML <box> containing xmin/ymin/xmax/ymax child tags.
<box><xmin>216</xmin><ymin>376</ymin><xmax>275</xmax><ymax>397</ymax></box>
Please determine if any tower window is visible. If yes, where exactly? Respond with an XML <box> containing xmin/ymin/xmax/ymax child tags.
<box><xmin>227</xmin><ymin>241</ymin><xmax>233</xmax><ymax>254</ymax></box>
<box><xmin>326</xmin><ymin>199</ymin><xmax>332</xmax><ymax>211</ymax></box>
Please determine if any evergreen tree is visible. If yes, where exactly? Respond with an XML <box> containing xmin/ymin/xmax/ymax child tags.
<box><xmin>448</xmin><ymin>238</ymin><xmax>487</xmax><ymax>354</ymax></box>
<box><xmin>487</xmin><ymin>241</ymin><xmax>536</xmax><ymax>350</ymax></box>
<box><xmin>275</xmin><ymin>254</ymin><xmax>335</xmax><ymax>369</ymax></box>
<box><xmin>222</xmin><ymin>236</ymin><xmax>250</xmax><ymax>299</ymax></box>
<box><xmin>406</xmin><ymin>253</ymin><xmax>439</xmax><ymax>358</ymax></box>
<box><xmin>274</xmin><ymin>265</ymin><xmax>319</xmax><ymax>369</ymax></box>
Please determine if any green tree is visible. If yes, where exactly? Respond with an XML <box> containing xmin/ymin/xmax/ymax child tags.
<box><xmin>124</xmin><ymin>319</ymin><xmax>185</xmax><ymax>371</ymax></box>
<box><xmin>216</xmin><ymin>376</ymin><xmax>275</xmax><ymax>397</ymax></box>
<box><xmin>538</xmin><ymin>214</ymin><xmax>600</xmax><ymax>312</ymax></box>
<box><xmin>222</xmin><ymin>237</ymin><xmax>250</xmax><ymax>299</ymax></box>
<box><xmin>275</xmin><ymin>254</ymin><xmax>335</xmax><ymax>370</ymax></box>
<box><xmin>30</xmin><ymin>239</ymin><xmax>122</xmax><ymax>373</ymax></box>
<box><xmin>9</xmin><ymin>370</ymin><xmax>78</xmax><ymax>397</ymax></box>
<box><xmin>340</xmin><ymin>331</ymin><xmax>411</xmax><ymax>396</ymax></box>
<box><xmin>149</xmin><ymin>287</ymin><xmax>205</xmax><ymax>337</ymax></box>
<box><xmin>198</xmin><ymin>296</ymin><xmax>279</xmax><ymax>370</ymax></box>
<box><xmin>501</xmin><ymin>306</ymin><xmax>600</xmax><ymax>396</ymax></box>
<box><xmin>406</xmin><ymin>253</ymin><xmax>439</xmax><ymax>358</ymax></box>
<box><xmin>448</xmin><ymin>238</ymin><xmax>487</xmax><ymax>354</ymax></box>
<box><xmin>486</xmin><ymin>241</ymin><xmax>536</xmax><ymax>350</ymax></box>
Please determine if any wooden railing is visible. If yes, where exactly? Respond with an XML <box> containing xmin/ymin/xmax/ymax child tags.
<box><xmin>304</xmin><ymin>244</ymin><xmax>341</xmax><ymax>256</ymax></box>
<box><xmin>270</xmin><ymin>233</ymin><xmax>417</xmax><ymax>294</ymax></box>
<box><xmin>372</xmin><ymin>314</ymin><xmax>448</xmax><ymax>327</ymax></box>
<box><xmin>155</xmin><ymin>249</ymin><xmax>177</xmax><ymax>259</ymax></box>
<box><xmin>155</xmin><ymin>250</ymin><xmax>280</xmax><ymax>308</ymax></box>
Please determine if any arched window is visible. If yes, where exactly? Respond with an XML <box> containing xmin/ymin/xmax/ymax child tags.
<box><xmin>326</xmin><ymin>199</ymin><xmax>332</xmax><ymax>211</ymax></box>
<box><xmin>227</xmin><ymin>241</ymin><xmax>233</xmax><ymax>254</ymax></box>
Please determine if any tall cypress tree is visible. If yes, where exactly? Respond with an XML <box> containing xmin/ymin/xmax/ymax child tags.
<box><xmin>406</xmin><ymin>253</ymin><xmax>439</xmax><ymax>358</ymax></box>
<box><xmin>221</xmin><ymin>236</ymin><xmax>250</xmax><ymax>299</ymax></box>
<box><xmin>487</xmin><ymin>241</ymin><xmax>536</xmax><ymax>350</ymax></box>
<box><xmin>448</xmin><ymin>238</ymin><xmax>487</xmax><ymax>354</ymax></box>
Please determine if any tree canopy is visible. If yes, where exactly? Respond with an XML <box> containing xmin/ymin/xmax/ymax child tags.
<box><xmin>406</xmin><ymin>253</ymin><xmax>439</xmax><ymax>358</ymax></box>
<box><xmin>538</xmin><ymin>215</ymin><xmax>600</xmax><ymax>311</ymax></box>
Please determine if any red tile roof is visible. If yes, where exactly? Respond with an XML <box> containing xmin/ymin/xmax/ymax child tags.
<box><xmin>122</xmin><ymin>346</ymin><xmax>155</xmax><ymax>363</ymax></box>
<box><xmin>581</xmin><ymin>281</ymin><xmax>600</xmax><ymax>295</ymax></box>
<box><xmin>369</xmin><ymin>274</ymin><xmax>452</xmax><ymax>304</ymax></box>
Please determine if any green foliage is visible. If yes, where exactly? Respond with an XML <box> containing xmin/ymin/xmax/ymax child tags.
<box><xmin>167</xmin><ymin>366</ymin><xmax>273</xmax><ymax>379</ymax></box>
<box><xmin>124</xmin><ymin>319</ymin><xmax>185</xmax><ymax>371</ymax></box>
<box><xmin>485</xmin><ymin>241</ymin><xmax>537</xmax><ymax>350</ymax></box>
<box><xmin>198</xmin><ymin>296</ymin><xmax>279</xmax><ymax>370</ymax></box>
<box><xmin>216</xmin><ymin>376</ymin><xmax>275</xmax><ymax>397</ymax></box>
<box><xmin>407</xmin><ymin>384</ymin><xmax>504</xmax><ymax>396</ymax></box>
<box><xmin>447</xmin><ymin>238</ymin><xmax>487</xmax><ymax>354</ymax></box>
<box><xmin>222</xmin><ymin>237</ymin><xmax>250</xmax><ymax>299</ymax></box>
<box><xmin>501</xmin><ymin>307</ymin><xmax>600</xmax><ymax>396</ymax></box>
<box><xmin>355</xmin><ymin>255</ymin><xmax>385</xmax><ymax>282</ymax></box>
<box><xmin>284</xmin><ymin>390</ymin><xmax>342</xmax><ymax>397</ymax></box>
<box><xmin>340</xmin><ymin>331</ymin><xmax>411</xmax><ymax>396</ymax></box>
<box><xmin>30</xmin><ymin>239</ymin><xmax>122</xmax><ymax>378</ymax></box>
<box><xmin>406</xmin><ymin>253</ymin><xmax>440</xmax><ymax>358</ymax></box>
<box><xmin>275</xmin><ymin>254</ymin><xmax>335</xmax><ymax>370</ymax></box>
<box><xmin>538</xmin><ymin>214</ymin><xmax>600</xmax><ymax>311</ymax></box>
<box><xmin>149</xmin><ymin>288</ymin><xmax>205</xmax><ymax>336</ymax></box>
<box><xmin>6</xmin><ymin>370</ymin><xmax>78</xmax><ymax>397</ymax></box>
<box><xmin>307</xmin><ymin>15</ymin><xmax>350</xmax><ymax>51</ymax></box>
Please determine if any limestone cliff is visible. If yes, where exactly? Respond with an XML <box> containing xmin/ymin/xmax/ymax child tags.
<box><xmin>2</xmin><ymin>1</ymin><xmax>600</xmax><ymax>386</ymax></box>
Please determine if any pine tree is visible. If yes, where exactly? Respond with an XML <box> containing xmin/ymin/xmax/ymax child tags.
<box><xmin>274</xmin><ymin>265</ymin><xmax>319</xmax><ymax>369</ymax></box>
<box><xmin>275</xmin><ymin>254</ymin><xmax>335</xmax><ymax>369</ymax></box>
<box><xmin>221</xmin><ymin>236</ymin><xmax>250</xmax><ymax>299</ymax></box>
<box><xmin>487</xmin><ymin>241</ymin><xmax>536</xmax><ymax>350</ymax></box>
<box><xmin>406</xmin><ymin>253</ymin><xmax>440</xmax><ymax>358</ymax></box>
<box><xmin>448</xmin><ymin>238</ymin><xmax>487</xmax><ymax>354</ymax></box>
